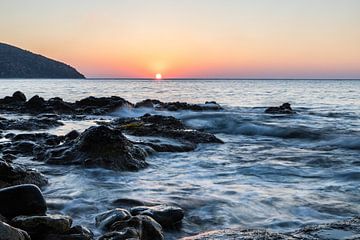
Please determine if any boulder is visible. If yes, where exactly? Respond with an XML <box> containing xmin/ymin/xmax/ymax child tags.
<box><xmin>110</xmin><ymin>215</ymin><xmax>164</xmax><ymax>240</ymax></box>
<box><xmin>135</xmin><ymin>99</ymin><xmax>222</xmax><ymax>111</ymax></box>
<box><xmin>38</xmin><ymin>126</ymin><xmax>148</xmax><ymax>171</ymax></box>
<box><xmin>0</xmin><ymin>160</ymin><xmax>48</xmax><ymax>188</ymax></box>
<box><xmin>130</xmin><ymin>205</ymin><xmax>184</xmax><ymax>228</ymax></box>
<box><xmin>41</xmin><ymin>225</ymin><xmax>94</xmax><ymax>240</ymax></box>
<box><xmin>12</xmin><ymin>214</ymin><xmax>73</xmax><ymax>236</ymax></box>
<box><xmin>25</xmin><ymin>95</ymin><xmax>46</xmax><ymax>111</ymax></box>
<box><xmin>12</xmin><ymin>91</ymin><xmax>27</xmax><ymax>102</ymax></box>
<box><xmin>0</xmin><ymin>221</ymin><xmax>30</xmax><ymax>240</ymax></box>
<box><xmin>0</xmin><ymin>117</ymin><xmax>63</xmax><ymax>131</ymax></box>
<box><xmin>0</xmin><ymin>184</ymin><xmax>47</xmax><ymax>219</ymax></box>
<box><xmin>98</xmin><ymin>228</ymin><xmax>140</xmax><ymax>240</ymax></box>
<box><xmin>265</xmin><ymin>103</ymin><xmax>295</xmax><ymax>114</ymax></box>
<box><xmin>95</xmin><ymin>208</ymin><xmax>131</xmax><ymax>230</ymax></box>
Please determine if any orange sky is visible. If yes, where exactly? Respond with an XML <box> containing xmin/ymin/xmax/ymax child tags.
<box><xmin>1</xmin><ymin>0</ymin><xmax>360</xmax><ymax>78</ymax></box>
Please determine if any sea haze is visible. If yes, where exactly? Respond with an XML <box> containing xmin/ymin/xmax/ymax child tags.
<box><xmin>0</xmin><ymin>79</ymin><xmax>359</xmax><ymax>239</ymax></box>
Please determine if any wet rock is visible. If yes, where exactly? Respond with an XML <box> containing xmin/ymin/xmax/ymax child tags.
<box><xmin>12</xmin><ymin>91</ymin><xmax>27</xmax><ymax>102</ymax></box>
<box><xmin>130</xmin><ymin>205</ymin><xmax>184</xmax><ymax>228</ymax></box>
<box><xmin>112</xmin><ymin>199</ymin><xmax>160</xmax><ymax>209</ymax></box>
<box><xmin>42</xmin><ymin>225</ymin><xmax>94</xmax><ymax>240</ymax></box>
<box><xmin>25</xmin><ymin>95</ymin><xmax>46</xmax><ymax>111</ymax></box>
<box><xmin>0</xmin><ymin>117</ymin><xmax>63</xmax><ymax>131</ymax></box>
<box><xmin>135</xmin><ymin>99</ymin><xmax>222</xmax><ymax>111</ymax></box>
<box><xmin>75</xmin><ymin>96</ymin><xmax>133</xmax><ymax>115</ymax></box>
<box><xmin>12</xmin><ymin>214</ymin><xmax>73</xmax><ymax>237</ymax></box>
<box><xmin>0</xmin><ymin>221</ymin><xmax>31</xmax><ymax>240</ymax></box>
<box><xmin>98</xmin><ymin>228</ymin><xmax>140</xmax><ymax>240</ymax></box>
<box><xmin>12</xmin><ymin>133</ymin><xmax>63</xmax><ymax>146</ymax></box>
<box><xmin>265</xmin><ymin>103</ymin><xmax>295</xmax><ymax>114</ymax></box>
<box><xmin>292</xmin><ymin>216</ymin><xmax>360</xmax><ymax>239</ymax></box>
<box><xmin>108</xmin><ymin>114</ymin><xmax>223</xmax><ymax>147</ymax></box>
<box><xmin>64</xmin><ymin>130</ymin><xmax>80</xmax><ymax>141</ymax></box>
<box><xmin>2</xmin><ymin>153</ymin><xmax>16</xmax><ymax>162</ymax></box>
<box><xmin>0</xmin><ymin>184</ymin><xmax>47</xmax><ymax>219</ymax></box>
<box><xmin>95</xmin><ymin>208</ymin><xmax>131</xmax><ymax>230</ymax></box>
<box><xmin>180</xmin><ymin>229</ymin><xmax>295</xmax><ymax>240</ymax></box>
<box><xmin>110</xmin><ymin>215</ymin><xmax>164</xmax><ymax>240</ymax></box>
<box><xmin>0</xmin><ymin>160</ymin><xmax>48</xmax><ymax>188</ymax></box>
<box><xmin>4</xmin><ymin>141</ymin><xmax>37</xmax><ymax>156</ymax></box>
<box><xmin>39</xmin><ymin>126</ymin><xmax>148</xmax><ymax>171</ymax></box>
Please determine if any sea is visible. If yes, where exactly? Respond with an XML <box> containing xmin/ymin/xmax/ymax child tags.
<box><xmin>0</xmin><ymin>79</ymin><xmax>359</xmax><ymax>239</ymax></box>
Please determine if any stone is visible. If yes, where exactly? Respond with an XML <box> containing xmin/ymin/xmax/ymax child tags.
<box><xmin>0</xmin><ymin>184</ymin><xmax>47</xmax><ymax>219</ymax></box>
<box><xmin>95</xmin><ymin>208</ymin><xmax>132</xmax><ymax>230</ymax></box>
<box><xmin>12</xmin><ymin>214</ymin><xmax>73</xmax><ymax>236</ymax></box>
<box><xmin>98</xmin><ymin>228</ymin><xmax>140</xmax><ymax>240</ymax></box>
<box><xmin>42</xmin><ymin>225</ymin><xmax>94</xmax><ymax>240</ymax></box>
<box><xmin>130</xmin><ymin>205</ymin><xmax>184</xmax><ymax>228</ymax></box>
<box><xmin>0</xmin><ymin>221</ymin><xmax>30</xmax><ymax>240</ymax></box>
<box><xmin>64</xmin><ymin>130</ymin><xmax>80</xmax><ymax>141</ymax></box>
<box><xmin>0</xmin><ymin>160</ymin><xmax>48</xmax><ymax>188</ymax></box>
<box><xmin>12</xmin><ymin>91</ymin><xmax>27</xmax><ymax>102</ymax></box>
<box><xmin>265</xmin><ymin>103</ymin><xmax>295</xmax><ymax>114</ymax></box>
<box><xmin>110</xmin><ymin>215</ymin><xmax>164</xmax><ymax>240</ymax></box>
<box><xmin>135</xmin><ymin>99</ymin><xmax>222</xmax><ymax>111</ymax></box>
<box><xmin>39</xmin><ymin>126</ymin><xmax>148</xmax><ymax>171</ymax></box>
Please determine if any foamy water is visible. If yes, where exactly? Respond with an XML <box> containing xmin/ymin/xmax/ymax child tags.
<box><xmin>0</xmin><ymin>79</ymin><xmax>359</xmax><ymax>239</ymax></box>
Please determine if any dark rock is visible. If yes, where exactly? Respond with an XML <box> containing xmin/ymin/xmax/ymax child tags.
<box><xmin>41</xmin><ymin>225</ymin><xmax>94</xmax><ymax>240</ymax></box>
<box><xmin>12</xmin><ymin>214</ymin><xmax>73</xmax><ymax>237</ymax></box>
<box><xmin>2</xmin><ymin>153</ymin><xmax>16</xmax><ymax>162</ymax></box>
<box><xmin>0</xmin><ymin>117</ymin><xmax>63</xmax><ymax>131</ymax></box>
<box><xmin>0</xmin><ymin>220</ymin><xmax>31</xmax><ymax>240</ymax></box>
<box><xmin>0</xmin><ymin>184</ymin><xmax>47</xmax><ymax>219</ymax></box>
<box><xmin>38</xmin><ymin>126</ymin><xmax>148</xmax><ymax>171</ymax></box>
<box><xmin>4</xmin><ymin>141</ymin><xmax>36</xmax><ymax>155</ymax></box>
<box><xmin>64</xmin><ymin>130</ymin><xmax>80</xmax><ymax>141</ymax></box>
<box><xmin>135</xmin><ymin>99</ymin><xmax>222</xmax><ymax>111</ymax></box>
<box><xmin>110</xmin><ymin>215</ymin><xmax>164</xmax><ymax>240</ymax></box>
<box><xmin>180</xmin><ymin>229</ymin><xmax>295</xmax><ymax>240</ymax></box>
<box><xmin>98</xmin><ymin>228</ymin><xmax>140</xmax><ymax>240</ymax></box>
<box><xmin>265</xmin><ymin>103</ymin><xmax>295</xmax><ymax>114</ymax></box>
<box><xmin>112</xmin><ymin>199</ymin><xmax>160</xmax><ymax>209</ymax></box>
<box><xmin>95</xmin><ymin>208</ymin><xmax>131</xmax><ymax>230</ymax></box>
<box><xmin>12</xmin><ymin>91</ymin><xmax>27</xmax><ymax>102</ymax></box>
<box><xmin>0</xmin><ymin>160</ymin><xmax>48</xmax><ymax>188</ymax></box>
<box><xmin>25</xmin><ymin>95</ymin><xmax>46</xmax><ymax>110</ymax></box>
<box><xmin>75</xmin><ymin>96</ymin><xmax>133</xmax><ymax>115</ymax></box>
<box><xmin>131</xmin><ymin>205</ymin><xmax>184</xmax><ymax>228</ymax></box>
<box><xmin>108</xmin><ymin>114</ymin><xmax>223</xmax><ymax>146</ymax></box>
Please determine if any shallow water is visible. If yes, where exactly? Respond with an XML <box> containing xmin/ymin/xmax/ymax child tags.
<box><xmin>0</xmin><ymin>79</ymin><xmax>359</xmax><ymax>239</ymax></box>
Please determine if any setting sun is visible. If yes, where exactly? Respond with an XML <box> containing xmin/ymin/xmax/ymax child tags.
<box><xmin>155</xmin><ymin>73</ymin><xmax>162</xmax><ymax>80</ymax></box>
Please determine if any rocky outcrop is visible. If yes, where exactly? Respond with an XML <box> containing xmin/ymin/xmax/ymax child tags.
<box><xmin>135</xmin><ymin>99</ymin><xmax>222</xmax><ymax>111</ymax></box>
<box><xmin>0</xmin><ymin>160</ymin><xmax>48</xmax><ymax>188</ymax></box>
<box><xmin>37</xmin><ymin>126</ymin><xmax>148</xmax><ymax>171</ymax></box>
<box><xmin>0</xmin><ymin>116</ymin><xmax>63</xmax><ymax>131</ymax></box>
<box><xmin>0</xmin><ymin>221</ymin><xmax>30</xmax><ymax>240</ymax></box>
<box><xmin>0</xmin><ymin>42</ymin><xmax>85</xmax><ymax>79</ymax></box>
<box><xmin>265</xmin><ymin>103</ymin><xmax>296</xmax><ymax>114</ymax></box>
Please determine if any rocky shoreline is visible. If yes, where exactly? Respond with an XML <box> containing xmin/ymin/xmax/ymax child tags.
<box><xmin>0</xmin><ymin>91</ymin><xmax>358</xmax><ymax>239</ymax></box>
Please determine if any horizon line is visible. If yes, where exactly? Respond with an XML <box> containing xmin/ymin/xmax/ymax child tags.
<box><xmin>85</xmin><ymin>77</ymin><xmax>360</xmax><ymax>80</ymax></box>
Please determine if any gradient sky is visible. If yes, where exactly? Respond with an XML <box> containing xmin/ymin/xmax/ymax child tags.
<box><xmin>1</xmin><ymin>0</ymin><xmax>360</xmax><ymax>78</ymax></box>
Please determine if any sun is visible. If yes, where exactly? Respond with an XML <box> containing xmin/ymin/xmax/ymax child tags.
<box><xmin>155</xmin><ymin>73</ymin><xmax>162</xmax><ymax>80</ymax></box>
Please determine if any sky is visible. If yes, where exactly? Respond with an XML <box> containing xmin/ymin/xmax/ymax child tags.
<box><xmin>1</xmin><ymin>0</ymin><xmax>360</xmax><ymax>78</ymax></box>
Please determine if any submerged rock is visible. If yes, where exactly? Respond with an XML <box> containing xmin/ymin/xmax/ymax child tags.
<box><xmin>135</xmin><ymin>99</ymin><xmax>222</xmax><ymax>111</ymax></box>
<box><xmin>106</xmin><ymin>114</ymin><xmax>223</xmax><ymax>152</ymax></box>
<box><xmin>180</xmin><ymin>228</ymin><xmax>295</xmax><ymax>240</ymax></box>
<box><xmin>38</xmin><ymin>126</ymin><xmax>148</xmax><ymax>171</ymax></box>
<box><xmin>110</xmin><ymin>215</ymin><xmax>164</xmax><ymax>240</ymax></box>
<box><xmin>0</xmin><ymin>160</ymin><xmax>48</xmax><ymax>188</ymax></box>
<box><xmin>98</xmin><ymin>228</ymin><xmax>140</xmax><ymax>240</ymax></box>
<box><xmin>0</xmin><ymin>221</ymin><xmax>30</xmax><ymax>240</ymax></box>
<box><xmin>130</xmin><ymin>205</ymin><xmax>184</xmax><ymax>228</ymax></box>
<box><xmin>265</xmin><ymin>103</ymin><xmax>295</xmax><ymax>114</ymax></box>
<box><xmin>0</xmin><ymin>184</ymin><xmax>47</xmax><ymax>219</ymax></box>
<box><xmin>95</xmin><ymin>208</ymin><xmax>132</xmax><ymax>230</ymax></box>
<box><xmin>43</xmin><ymin>225</ymin><xmax>94</xmax><ymax>240</ymax></box>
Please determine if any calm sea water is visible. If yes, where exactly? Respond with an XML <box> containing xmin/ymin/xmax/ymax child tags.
<box><xmin>1</xmin><ymin>79</ymin><xmax>359</xmax><ymax>239</ymax></box>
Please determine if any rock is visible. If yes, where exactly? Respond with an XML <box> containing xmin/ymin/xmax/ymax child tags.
<box><xmin>0</xmin><ymin>184</ymin><xmax>47</xmax><ymax>219</ymax></box>
<box><xmin>135</xmin><ymin>99</ymin><xmax>222</xmax><ymax>111</ymax></box>
<box><xmin>108</xmin><ymin>114</ymin><xmax>223</xmax><ymax>146</ymax></box>
<box><xmin>2</xmin><ymin>154</ymin><xmax>16</xmax><ymax>162</ymax></box>
<box><xmin>98</xmin><ymin>228</ymin><xmax>140</xmax><ymax>240</ymax></box>
<box><xmin>95</xmin><ymin>208</ymin><xmax>131</xmax><ymax>230</ymax></box>
<box><xmin>12</xmin><ymin>214</ymin><xmax>73</xmax><ymax>237</ymax></box>
<box><xmin>12</xmin><ymin>133</ymin><xmax>63</xmax><ymax>146</ymax></box>
<box><xmin>38</xmin><ymin>126</ymin><xmax>148</xmax><ymax>171</ymax></box>
<box><xmin>0</xmin><ymin>116</ymin><xmax>63</xmax><ymax>131</ymax></box>
<box><xmin>292</xmin><ymin>216</ymin><xmax>360</xmax><ymax>239</ymax></box>
<box><xmin>4</xmin><ymin>141</ymin><xmax>36</xmax><ymax>156</ymax></box>
<box><xmin>64</xmin><ymin>130</ymin><xmax>80</xmax><ymax>141</ymax></box>
<box><xmin>265</xmin><ymin>103</ymin><xmax>295</xmax><ymax>114</ymax></box>
<box><xmin>110</xmin><ymin>215</ymin><xmax>164</xmax><ymax>240</ymax></box>
<box><xmin>0</xmin><ymin>221</ymin><xmax>31</xmax><ymax>240</ymax></box>
<box><xmin>25</xmin><ymin>95</ymin><xmax>46</xmax><ymax>110</ymax></box>
<box><xmin>112</xmin><ymin>199</ymin><xmax>160</xmax><ymax>209</ymax></box>
<box><xmin>12</xmin><ymin>91</ymin><xmax>27</xmax><ymax>102</ymax></box>
<box><xmin>130</xmin><ymin>205</ymin><xmax>184</xmax><ymax>228</ymax></box>
<box><xmin>180</xmin><ymin>229</ymin><xmax>295</xmax><ymax>240</ymax></box>
<box><xmin>0</xmin><ymin>160</ymin><xmax>48</xmax><ymax>188</ymax></box>
<box><xmin>75</xmin><ymin>96</ymin><xmax>133</xmax><ymax>115</ymax></box>
<box><xmin>42</xmin><ymin>225</ymin><xmax>94</xmax><ymax>240</ymax></box>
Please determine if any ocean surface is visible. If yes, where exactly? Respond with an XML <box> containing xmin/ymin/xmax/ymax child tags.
<box><xmin>0</xmin><ymin>79</ymin><xmax>359</xmax><ymax>239</ymax></box>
